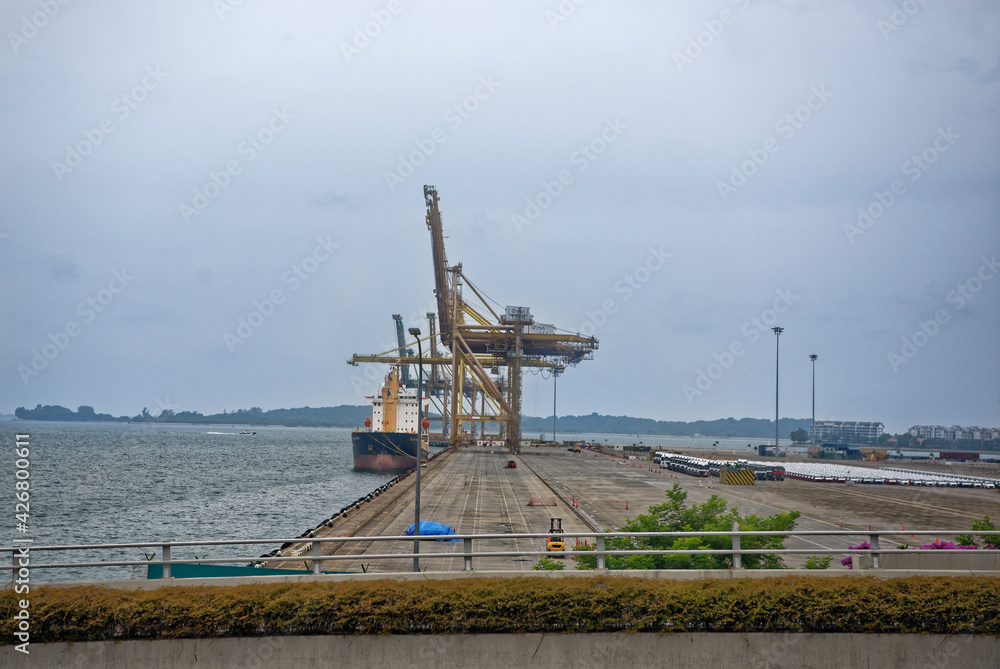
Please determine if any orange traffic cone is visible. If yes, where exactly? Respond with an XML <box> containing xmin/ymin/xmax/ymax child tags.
<box><xmin>625</xmin><ymin>501</ymin><xmax>629</xmax><ymax>510</ymax></box>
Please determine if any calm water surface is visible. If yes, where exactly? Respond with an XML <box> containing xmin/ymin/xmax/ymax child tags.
<box><xmin>0</xmin><ymin>421</ymin><xmax>392</xmax><ymax>581</ymax></box>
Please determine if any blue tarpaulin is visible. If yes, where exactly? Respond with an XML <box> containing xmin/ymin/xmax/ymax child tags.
<box><xmin>405</xmin><ymin>521</ymin><xmax>460</xmax><ymax>541</ymax></box>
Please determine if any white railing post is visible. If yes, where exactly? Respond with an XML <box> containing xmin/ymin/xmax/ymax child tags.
<box><xmin>311</xmin><ymin>542</ymin><xmax>322</xmax><ymax>575</ymax></box>
<box><xmin>869</xmin><ymin>532</ymin><xmax>881</xmax><ymax>569</ymax></box>
<box><xmin>10</xmin><ymin>551</ymin><xmax>15</xmax><ymax>583</ymax></box>
<box><xmin>162</xmin><ymin>544</ymin><xmax>172</xmax><ymax>579</ymax></box>
<box><xmin>732</xmin><ymin>532</ymin><xmax>742</xmax><ymax>569</ymax></box>
<box><xmin>596</xmin><ymin>535</ymin><xmax>606</xmax><ymax>570</ymax></box>
<box><xmin>463</xmin><ymin>538</ymin><xmax>473</xmax><ymax>571</ymax></box>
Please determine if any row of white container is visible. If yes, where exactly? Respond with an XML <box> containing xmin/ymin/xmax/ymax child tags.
<box><xmin>779</xmin><ymin>461</ymin><xmax>999</xmax><ymax>487</ymax></box>
<box><xmin>654</xmin><ymin>452</ymin><xmax>999</xmax><ymax>488</ymax></box>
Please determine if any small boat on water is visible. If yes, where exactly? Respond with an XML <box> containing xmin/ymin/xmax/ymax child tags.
<box><xmin>239</xmin><ymin>430</ymin><xmax>256</xmax><ymax>435</ymax></box>
<box><xmin>352</xmin><ymin>366</ymin><xmax>428</xmax><ymax>472</ymax></box>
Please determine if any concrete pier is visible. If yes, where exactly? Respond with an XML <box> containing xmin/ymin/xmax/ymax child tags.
<box><xmin>283</xmin><ymin>448</ymin><xmax>593</xmax><ymax>573</ymax></box>
<box><xmin>277</xmin><ymin>446</ymin><xmax>1000</xmax><ymax>573</ymax></box>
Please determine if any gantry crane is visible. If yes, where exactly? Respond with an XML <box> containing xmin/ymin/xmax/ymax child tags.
<box><xmin>349</xmin><ymin>186</ymin><xmax>598</xmax><ymax>453</ymax></box>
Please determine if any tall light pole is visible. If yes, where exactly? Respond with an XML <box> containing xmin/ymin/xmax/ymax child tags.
<box><xmin>809</xmin><ymin>354</ymin><xmax>817</xmax><ymax>446</ymax></box>
<box><xmin>772</xmin><ymin>327</ymin><xmax>783</xmax><ymax>450</ymax></box>
<box><xmin>408</xmin><ymin>327</ymin><xmax>423</xmax><ymax>573</ymax></box>
<box><xmin>552</xmin><ymin>368</ymin><xmax>560</xmax><ymax>443</ymax></box>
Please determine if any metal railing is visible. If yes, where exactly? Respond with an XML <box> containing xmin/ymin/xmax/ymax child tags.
<box><xmin>3</xmin><ymin>529</ymin><xmax>998</xmax><ymax>581</ymax></box>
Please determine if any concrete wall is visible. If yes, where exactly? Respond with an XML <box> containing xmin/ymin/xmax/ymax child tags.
<box><xmin>3</xmin><ymin>633</ymin><xmax>996</xmax><ymax>669</ymax></box>
<box><xmin>855</xmin><ymin>552</ymin><xmax>1000</xmax><ymax>570</ymax></box>
<box><xmin>883</xmin><ymin>551</ymin><xmax>1000</xmax><ymax>570</ymax></box>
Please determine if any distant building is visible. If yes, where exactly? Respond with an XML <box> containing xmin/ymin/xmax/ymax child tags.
<box><xmin>808</xmin><ymin>443</ymin><xmax>864</xmax><ymax>460</ymax></box>
<box><xmin>810</xmin><ymin>420</ymin><xmax>883</xmax><ymax>445</ymax></box>
<box><xmin>908</xmin><ymin>425</ymin><xmax>1000</xmax><ymax>441</ymax></box>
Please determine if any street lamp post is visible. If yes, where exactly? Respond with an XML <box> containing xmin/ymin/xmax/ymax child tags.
<box><xmin>552</xmin><ymin>369</ymin><xmax>560</xmax><ymax>443</ymax></box>
<box><xmin>809</xmin><ymin>354</ymin><xmax>817</xmax><ymax>446</ymax></box>
<box><xmin>408</xmin><ymin>327</ymin><xmax>423</xmax><ymax>573</ymax></box>
<box><xmin>772</xmin><ymin>327</ymin><xmax>783</xmax><ymax>450</ymax></box>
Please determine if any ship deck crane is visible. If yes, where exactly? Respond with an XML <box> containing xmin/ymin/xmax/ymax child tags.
<box><xmin>392</xmin><ymin>314</ymin><xmax>414</xmax><ymax>387</ymax></box>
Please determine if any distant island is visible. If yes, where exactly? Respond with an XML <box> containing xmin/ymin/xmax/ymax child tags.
<box><xmin>13</xmin><ymin>404</ymin><xmax>369</xmax><ymax>428</ymax></box>
<box><xmin>520</xmin><ymin>413</ymin><xmax>813</xmax><ymax>440</ymax></box>
<box><xmin>13</xmin><ymin>403</ymin><xmax>808</xmax><ymax>439</ymax></box>
<box><xmin>11</xmin><ymin>404</ymin><xmax>997</xmax><ymax>449</ymax></box>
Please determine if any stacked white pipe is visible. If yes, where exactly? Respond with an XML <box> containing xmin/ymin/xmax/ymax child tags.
<box><xmin>653</xmin><ymin>452</ymin><xmax>999</xmax><ymax>488</ymax></box>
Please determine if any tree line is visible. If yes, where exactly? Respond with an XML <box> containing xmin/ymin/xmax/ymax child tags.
<box><xmin>13</xmin><ymin>404</ymin><xmax>369</xmax><ymax>428</ymax></box>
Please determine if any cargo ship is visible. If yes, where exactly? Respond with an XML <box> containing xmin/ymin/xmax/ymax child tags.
<box><xmin>352</xmin><ymin>367</ymin><xmax>428</xmax><ymax>472</ymax></box>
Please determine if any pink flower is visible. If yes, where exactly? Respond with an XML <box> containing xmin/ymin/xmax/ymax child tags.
<box><xmin>920</xmin><ymin>540</ymin><xmax>956</xmax><ymax>550</ymax></box>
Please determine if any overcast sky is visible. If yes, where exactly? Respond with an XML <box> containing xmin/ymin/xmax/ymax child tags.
<box><xmin>1</xmin><ymin>1</ymin><xmax>998</xmax><ymax>434</ymax></box>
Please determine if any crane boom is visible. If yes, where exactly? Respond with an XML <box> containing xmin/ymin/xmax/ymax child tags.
<box><xmin>392</xmin><ymin>314</ymin><xmax>413</xmax><ymax>386</ymax></box>
<box><xmin>424</xmin><ymin>185</ymin><xmax>452</xmax><ymax>346</ymax></box>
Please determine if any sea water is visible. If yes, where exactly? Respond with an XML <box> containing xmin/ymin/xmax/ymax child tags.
<box><xmin>0</xmin><ymin>421</ymin><xmax>393</xmax><ymax>581</ymax></box>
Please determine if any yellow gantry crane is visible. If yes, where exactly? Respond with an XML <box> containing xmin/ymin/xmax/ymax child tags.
<box><xmin>349</xmin><ymin>185</ymin><xmax>598</xmax><ymax>453</ymax></box>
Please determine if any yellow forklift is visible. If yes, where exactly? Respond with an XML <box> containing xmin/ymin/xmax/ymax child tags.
<box><xmin>546</xmin><ymin>518</ymin><xmax>565</xmax><ymax>553</ymax></box>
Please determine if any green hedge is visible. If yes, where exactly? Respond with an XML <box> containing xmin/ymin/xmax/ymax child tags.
<box><xmin>2</xmin><ymin>576</ymin><xmax>998</xmax><ymax>642</ymax></box>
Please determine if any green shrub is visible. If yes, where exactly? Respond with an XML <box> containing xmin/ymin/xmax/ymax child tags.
<box><xmin>957</xmin><ymin>515</ymin><xmax>997</xmax><ymax>548</ymax></box>
<box><xmin>594</xmin><ymin>483</ymin><xmax>800</xmax><ymax>570</ymax></box>
<box><xmin>572</xmin><ymin>541</ymin><xmax>596</xmax><ymax>570</ymax></box>
<box><xmin>1</xmin><ymin>576</ymin><xmax>996</xmax><ymax>641</ymax></box>
<box><xmin>532</xmin><ymin>557</ymin><xmax>565</xmax><ymax>570</ymax></box>
<box><xmin>803</xmin><ymin>556</ymin><xmax>832</xmax><ymax>569</ymax></box>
